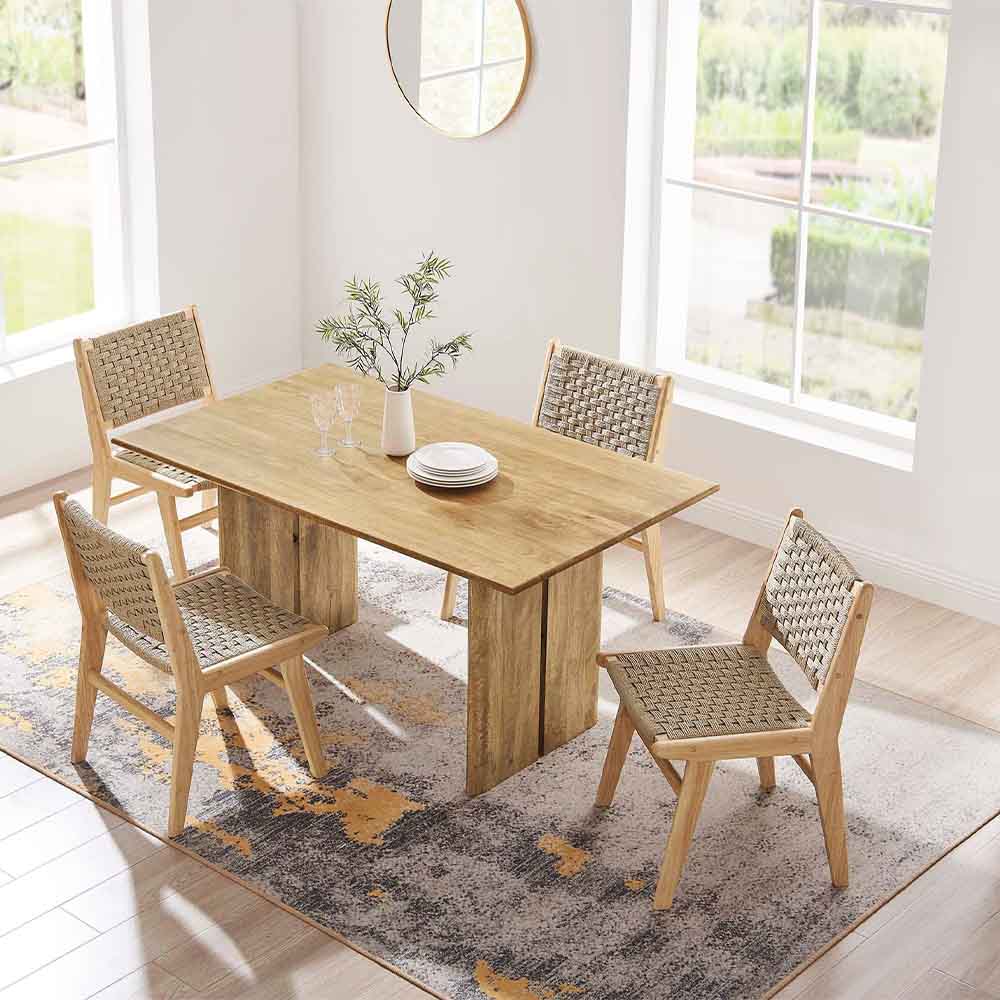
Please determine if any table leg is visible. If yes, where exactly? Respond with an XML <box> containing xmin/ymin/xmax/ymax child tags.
<box><xmin>465</xmin><ymin>552</ymin><xmax>603</xmax><ymax>795</ymax></box>
<box><xmin>219</xmin><ymin>488</ymin><xmax>298</xmax><ymax>611</ymax></box>
<box><xmin>218</xmin><ymin>488</ymin><xmax>357</xmax><ymax>632</ymax></box>
<box><xmin>299</xmin><ymin>516</ymin><xmax>358</xmax><ymax>631</ymax></box>
<box><xmin>543</xmin><ymin>551</ymin><xmax>602</xmax><ymax>753</ymax></box>
<box><xmin>466</xmin><ymin>579</ymin><xmax>543</xmax><ymax>796</ymax></box>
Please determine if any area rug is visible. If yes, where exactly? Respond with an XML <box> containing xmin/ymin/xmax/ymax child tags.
<box><xmin>3</xmin><ymin>530</ymin><xmax>1000</xmax><ymax>1000</ymax></box>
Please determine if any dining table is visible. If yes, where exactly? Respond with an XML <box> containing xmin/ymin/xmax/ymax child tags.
<box><xmin>113</xmin><ymin>365</ymin><xmax>719</xmax><ymax>795</ymax></box>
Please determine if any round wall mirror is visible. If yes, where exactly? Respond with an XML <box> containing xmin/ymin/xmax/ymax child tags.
<box><xmin>386</xmin><ymin>0</ymin><xmax>531</xmax><ymax>138</ymax></box>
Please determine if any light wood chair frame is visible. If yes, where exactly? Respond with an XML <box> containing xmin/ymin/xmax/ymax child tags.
<box><xmin>54</xmin><ymin>491</ymin><xmax>330</xmax><ymax>839</ymax></box>
<box><xmin>441</xmin><ymin>338</ymin><xmax>674</xmax><ymax>621</ymax></box>
<box><xmin>74</xmin><ymin>305</ymin><xmax>219</xmax><ymax>582</ymax></box>
<box><xmin>596</xmin><ymin>507</ymin><xmax>874</xmax><ymax>910</ymax></box>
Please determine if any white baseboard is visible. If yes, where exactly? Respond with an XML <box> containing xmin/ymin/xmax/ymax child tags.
<box><xmin>677</xmin><ymin>495</ymin><xmax>1000</xmax><ymax>627</ymax></box>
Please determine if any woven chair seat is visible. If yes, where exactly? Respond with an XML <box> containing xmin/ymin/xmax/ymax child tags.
<box><xmin>114</xmin><ymin>449</ymin><xmax>212</xmax><ymax>491</ymax></box>
<box><xmin>108</xmin><ymin>570</ymin><xmax>315</xmax><ymax>672</ymax></box>
<box><xmin>605</xmin><ymin>645</ymin><xmax>811</xmax><ymax>744</ymax></box>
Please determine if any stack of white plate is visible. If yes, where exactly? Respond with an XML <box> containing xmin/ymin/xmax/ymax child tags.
<box><xmin>406</xmin><ymin>442</ymin><xmax>499</xmax><ymax>489</ymax></box>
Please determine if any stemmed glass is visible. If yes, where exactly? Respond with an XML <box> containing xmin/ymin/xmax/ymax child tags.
<box><xmin>336</xmin><ymin>384</ymin><xmax>362</xmax><ymax>447</ymax></box>
<box><xmin>309</xmin><ymin>391</ymin><xmax>337</xmax><ymax>458</ymax></box>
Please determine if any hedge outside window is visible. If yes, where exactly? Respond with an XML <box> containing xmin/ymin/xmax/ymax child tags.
<box><xmin>657</xmin><ymin>0</ymin><xmax>949</xmax><ymax>427</ymax></box>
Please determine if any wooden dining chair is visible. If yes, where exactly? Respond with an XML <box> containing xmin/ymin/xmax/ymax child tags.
<box><xmin>595</xmin><ymin>509</ymin><xmax>873</xmax><ymax>910</ymax></box>
<box><xmin>74</xmin><ymin>307</ymin><xmax>219</xmax><ymax>582</ymax></box>
<box><xmin>441</xmin><ymin>340</ymin><xmax>673</xmax><ymax>620</ymax></box>
<box><xmin>54</xmin><ymin>491</ymin><xmax>331</xmax><ymax>838</ymax></box>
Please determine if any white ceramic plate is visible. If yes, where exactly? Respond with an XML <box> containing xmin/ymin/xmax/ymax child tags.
<box><xmin>406</xmin><ymin>454</ymin><xmax>499</xmax><ymax>489</ymax></box>
<box><xmin>412</xmin><ymin>442</ymin><xmax>494</xmax><ymax>473</ymax></box>
<box><xmin>409</xmin><ymin>470</ymin><xmax>498</xmax><ymax>489</ymax></box>
<box><xmin>406</xmin><ymin>463</ymin><xmax>498</xmax><ymax>483</ymax></box>
<box><xmin>408</xmin><ymin>459</ymin><xmax>494</xmax><ymax>479</ymax></box>
<box><xmin>407</xmin><ymin>451</ymin><xmax>498</xmax><ymax>481</ymax></box>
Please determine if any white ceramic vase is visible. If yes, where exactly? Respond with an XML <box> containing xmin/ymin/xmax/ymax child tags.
<box><xmin>381</xmin><ymin>386</ymin><xmax>416</xmax><ymax>456</ymax></box>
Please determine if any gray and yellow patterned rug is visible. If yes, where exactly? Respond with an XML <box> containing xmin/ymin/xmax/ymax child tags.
<box><xmin>3</xmin><ymin>529</ymin><xmax>1000</xmax><ymax>1000</ymax></box>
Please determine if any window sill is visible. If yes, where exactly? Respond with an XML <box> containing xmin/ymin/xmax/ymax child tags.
<box><xmin>0</xmin><ymin>310</ymin><xmax>128</xmax><ymax>385</ymax></box>
<box><xmin>0</xmin><ymin>343</ymin><xmax>76</xmax><ymax>386</ymax></box>
<box><xmin>672</xmin><ymin>383</ymin><xmax>914</xmax><ymax>472</ymax></box>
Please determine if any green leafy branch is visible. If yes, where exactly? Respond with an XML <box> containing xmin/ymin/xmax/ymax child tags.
<box><xmin>315</xmin><ymin>252</ymin><xmax>472</xmax><ymax>392</ymax></box>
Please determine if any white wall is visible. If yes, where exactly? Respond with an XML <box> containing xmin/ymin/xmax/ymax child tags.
<box><xmin>299</xmin><ymin>0</ymin><xmax>630</xmax><ymax>424</ymax></box>
<box><xmin>300</xmin><ymin>0</ymin><xmax>999</xmax><ymax>624</ymax></box>
<box><xmin>0</xmin><ymin>0</ymin><xmax>302</xmax><ymax>496</ymax></box>
<box><xmin>146</xmin><ymin>0</ymin><xmax>302</xmax><ymax>395</ymax></box>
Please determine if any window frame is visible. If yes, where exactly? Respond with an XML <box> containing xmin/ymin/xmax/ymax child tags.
<box><xmin>646</xmin><ymin>0</ymin><xmax>951</xmax><ymax>450</ymax></box>
<box><xmin>0</xmin><ymin>0</ymin><xmax>130</xmax><ymax>365</ymax></box>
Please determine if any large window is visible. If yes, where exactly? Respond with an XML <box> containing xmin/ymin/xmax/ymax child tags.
<box><xmin>0</xmin><ymin>0</ymin><xmax>125</xmax><ymax>362</ymax></box>
<box><xmin>657</xmin><ymin>0</ymin><xmax>950</xmax><ymax>434</ymax></box>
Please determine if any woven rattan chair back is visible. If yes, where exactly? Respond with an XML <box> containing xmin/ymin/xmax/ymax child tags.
<box><xmin>60</xmin><ymin>497</ymin><xmax>165</xmax><ymax>643</ymax></box>
<box><xmin>536</xmin><ymin>345</ymin><xmax>667</xmax><ymax>460</ymax></box>
<box><xmin>757</xmin><ymin>515</ymin><xmax>861</xmax><ymax>690</ymax></box>
<box><xmin>83</xmin><ymin>310</ymin><xmax>213</xmax><ymax>428</ymax></box>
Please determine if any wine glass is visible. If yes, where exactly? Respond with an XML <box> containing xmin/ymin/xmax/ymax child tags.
<box><xmin>336</xmin><ymin>383</ymin><xmax>362</xmax><ymax>447</ymax></box>
<box><xmin>309</xmin><ymin>391</ymin><xmax>337</xmax><ymax>457</ymax></box>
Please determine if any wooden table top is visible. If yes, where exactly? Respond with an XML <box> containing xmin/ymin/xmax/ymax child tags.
<box><xmin>114</xmin><ymin>365</ymin><xmax>718</xmax><ymax>593</ymax></box>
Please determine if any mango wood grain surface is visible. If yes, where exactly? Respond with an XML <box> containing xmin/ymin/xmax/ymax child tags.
<box><xmin>113</xmin><ymin>365</ymin><xmax>718</xmax><ymax>594</ymax></box>
<box><xmin>466</xmin><ymin>579</ymin><xmax>543</xmax><ymax>795</ymax></box>
<box><xmin>218</xmin><ymin>489</ymin><xmax>359</xmax><ymax>633</ymax></box>
<box><xmin>543</xmin><ymin>551</ymin><xmax>603</xmax><ymax>754</ymax></box>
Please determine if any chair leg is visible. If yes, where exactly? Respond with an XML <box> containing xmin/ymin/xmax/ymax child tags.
<box><xmin>209</xmin><ymin>687</ymin><xmax>230</xmax><ymax>711</ymax></box>
<box><xmin>280</xmin><ymin>656</ymin><xmax>329</xmax><ymax>780</ymax></box>
<box><xmin>157</xmin><ymin>493</ymin><xmax>189</xmax><ymax>581</ymax></box>
<box><xmin>654</xmin><ymin>760</ymin><xmax>715</xmax><ymax>910</ymax></box>
<box><xmin>92</xmin><ymin>465</ymin><xmax>112</xmax><ymax>525</ymax></box>
<box><xmin>813</xmin><ymin>745</ymin><xmax>849</xmax><ymax>888</ymax></box>
<box><xmin>756</xmin><ymin>756</ymin><xmax>776</xmax><ymax>791</ymax></box>
<box><xmin>167</xmin><ymin>691</ymin><xmax>203</xmax><ymax>838</ymax></box>
<box><xmin>201</xmin><ymin>488</ymin><xmax>218</xmax><ymax>513</ymax></box>
<box><xmin>641</xmin><ymin>525</ymin><xmax>666</xmax><ymax>622</ymax></box>
<box><xmin>71</xmin><ymin>619</ymin><xmax>108</xmax><ymax>763</ymax></box>
<box><xmin>440</xmin><ymin>572</ymin><xmax>459</xmax><ymax>620</ymax></box>
<box><xmin>596</xmin><ymin>705</ymin><xmax>635</xmax><ymax>807</ymax></box>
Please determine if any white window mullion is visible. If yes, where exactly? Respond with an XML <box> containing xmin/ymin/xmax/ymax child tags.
<box><xmin>0</xmin><ymin>284</ymin><xmax>7</xmax><ymax>361</ymax></box>
<box><xmin>790</xmin><ymin>0</ymin><xmax>822</xmax><ymax>405</ymax></box>
<box><xmin>418</xmin><ymin>55</ymin><xmax>522</xmax><ymax>85</ymax></box>
<box><xmin>655</xmin><ymin>0</ymin><xmax>700</xmax><ymax>373</ymax></box>
<box><xmin>824</xmin><ymin>0</ymin><xmax>947</xmax><ymax>15</ymax></box>
<box><xmin>109</xmin><ymin>0</ymin><xmax>134</xmax><ymax>321</ymax></box>
<box><xmin>0</xmin><ymin>136</ymin><xmax>116</xmax><ymax>171</ymax></box>
<box><xmin>475</xmin><ymin>0</ymin><xmax>487</xmax><ymax>133</ymax></box>
<box><xmin>662</xmin><ymin>175</ymin><xmax>932</xmax><ymax>240</ymax></box>
<box><xmin>83</xmin><ymin>0</ymin><xmax>124</xmax><ymax>324</ymax></box>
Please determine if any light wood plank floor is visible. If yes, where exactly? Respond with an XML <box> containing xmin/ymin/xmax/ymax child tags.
<box><xmin>1</xmin><ymin>468</ymin><xmax>999</xmax><ymax>999</ymax></box>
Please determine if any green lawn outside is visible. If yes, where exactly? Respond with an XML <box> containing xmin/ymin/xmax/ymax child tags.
<box><xmin>1</xmin><ymin>212</ymin><xmax>93</xmax><ymax>334</ymax></box>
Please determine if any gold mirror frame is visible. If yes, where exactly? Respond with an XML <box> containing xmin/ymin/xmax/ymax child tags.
<box><xmin>385</xmin><ymin>0</ymin><xmax>532</xmax><ymax>139</ymax></box>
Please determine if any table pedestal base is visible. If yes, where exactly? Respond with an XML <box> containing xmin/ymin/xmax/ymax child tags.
<box><xmin>467</xmin><ymin>552</ymin><xmax>602</xmax><ymax>795</ymax></box>
<box><xmin>219</xmin><ymin>488</ymin><xmax>601</xmax><ymax>796</ymax></box>
<box><xmin>218</xmin><ymin>488</ymin><xmax>358</xmax><ymax>632</ymax></box>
